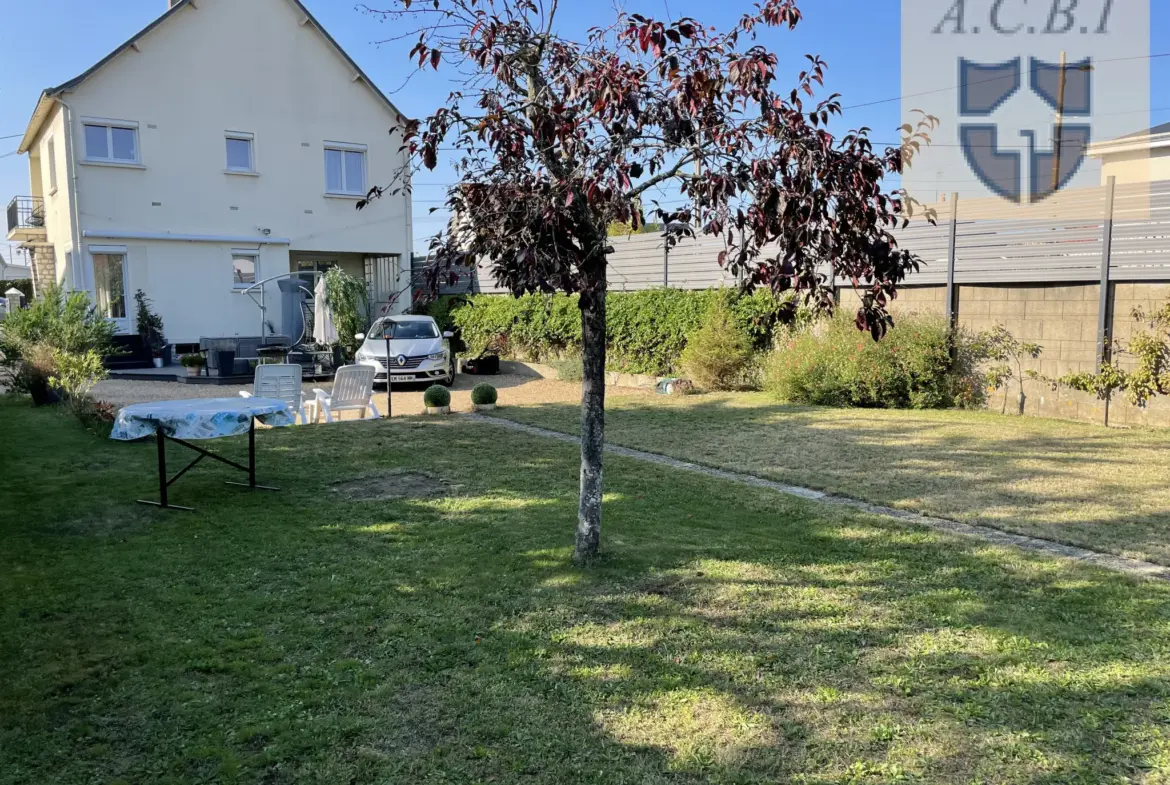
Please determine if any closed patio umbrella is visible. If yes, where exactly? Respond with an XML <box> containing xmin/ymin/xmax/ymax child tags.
<box><xmin>312</xmin><ymin>276</ymin><xmax>338</xmax><ymax>345</ymax></box>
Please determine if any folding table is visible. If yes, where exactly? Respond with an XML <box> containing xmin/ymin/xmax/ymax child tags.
<box><xmin>110</xmin><ymin>397</ymin><xmax>295</xmax><ymax>511</ymax></box>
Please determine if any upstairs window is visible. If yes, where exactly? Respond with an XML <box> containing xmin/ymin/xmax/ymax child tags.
<box><xmin>83</xmin><ymin>121</ymin><xmax>139</xmax><ymax>164</ymax></box>
<box><xmin>324</xmin><ymin>142</ymin><xmax>366</xmax><ymax>195</ymax></box>
<box><xmin>225</xmin><ymin>132</ymin><xmax>255</xmax><ymax>173</ymax></box>
<box><xmin>46</xmin><ymin>137</ymin><xmax>57</xmax><ymax>192</ymax></box>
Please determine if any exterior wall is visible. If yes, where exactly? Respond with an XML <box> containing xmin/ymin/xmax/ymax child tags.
<box><xmin>1099</xmin><ymin>148</ymin><xmax>1170</xmax><ymax>185</ymax></box>
<box><xmin>33</xmin><ymin>106</ymin><xmax>75</xmax><ymax>288</ymax></box>
<box><xmin>117</xmin><ymin>241</ymin><xmax>291</xmax><ymax>344</ymax></box>
<box><xmin>35</xmin><ymin>0</ymin><xmax>410</xmax><ymax>339</ymax></box>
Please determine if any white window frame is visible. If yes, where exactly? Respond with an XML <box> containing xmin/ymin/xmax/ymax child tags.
<box><xmin>231</xmin><ymin>249</ymin><xmax>260</xmax><ymax>291</ymax></box>
<box><xmin>46</xmin><ymin>136</ymin><xmax>57</xmax><ymax>194</ymax></box>
<box><xmin>225</xmin><ymin>131</ymin><xmax>256</xmax><ymax>174</ymax></box>
<box><xmin>81</xmin><ymin>118</ymin><xmax>141</xmax><ymax>165</ymax></box>
<box><xmin>323</xmin><ymin>141</ymin><xmax>368</xmax><ymax>196</ymax></box>
<box><xmin>86</xmin><ymin>244</ymin><xmax>131</xmax><ymax>330</ymax></box>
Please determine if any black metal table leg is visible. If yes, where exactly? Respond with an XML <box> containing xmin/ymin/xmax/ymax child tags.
<box><xmin>137</xmin><ymin>424</ymin><xmax>194</xmax><ymax>511</ymax></box>
<box><xmin>225</xmin><ymin>417</ymin><xmax>279</xmax><ymax>491</ymax></box>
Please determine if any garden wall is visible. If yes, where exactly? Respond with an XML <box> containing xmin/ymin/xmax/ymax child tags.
<box><xmin>876</xmin><ymin>282</ymin><xmax>1170</xmax><ymax>427</ymax></box>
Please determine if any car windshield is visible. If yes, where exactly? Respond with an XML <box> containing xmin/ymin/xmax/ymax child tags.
<box><xmin>375</xmin><ymin>319</ymin><xmax>439</xmax><ymax>340</ymax></box>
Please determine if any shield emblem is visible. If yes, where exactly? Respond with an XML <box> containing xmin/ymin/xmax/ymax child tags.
<box><xmin>959</xmin><ymin>57</ymin><xmax>1092</xmax><ymax>204</ymax></box>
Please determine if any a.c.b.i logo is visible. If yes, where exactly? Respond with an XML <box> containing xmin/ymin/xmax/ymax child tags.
<box><xmin>959</xmin><ymin>56</ymin><xmax>1091</xmax><ymax>204</ymax></box>
<box><xmin>901</xmin><ymin>0</ymin><xmax>1148</xmax><ymax>208</ymax></box>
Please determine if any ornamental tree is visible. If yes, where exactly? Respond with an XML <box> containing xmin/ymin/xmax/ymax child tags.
<box><xmin>361</xmin><ymin>0</ymin><xmax>935</xmax><ymax>563</ymax></box>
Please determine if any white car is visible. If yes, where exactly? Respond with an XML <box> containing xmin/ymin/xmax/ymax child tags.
<box><xmin>354</xmin><ymin>315</ymin><xmax>455</xmax><ymax>386</ymax></box>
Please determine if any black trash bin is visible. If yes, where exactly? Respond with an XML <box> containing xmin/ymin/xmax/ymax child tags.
<box><xmin>216</xmin><ymin>350</ymin><xmax>237</xmax><ymax>378</ymax></box>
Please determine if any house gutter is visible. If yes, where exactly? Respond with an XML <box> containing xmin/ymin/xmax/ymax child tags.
<box><xmin>57</xmin><ymin>96</ymin><xmax>84</xmax><ymax>292</ymax></box>
<box><xmin>82</xmin><ymin>230</ymin><xmax>290</xmax><ymax>245</ymax></box>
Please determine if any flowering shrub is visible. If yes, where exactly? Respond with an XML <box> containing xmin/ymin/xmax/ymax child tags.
<box><xmin>764</xmin><ymin>313</ymin><xmax>985</xmax><ymax>409</ymax></box>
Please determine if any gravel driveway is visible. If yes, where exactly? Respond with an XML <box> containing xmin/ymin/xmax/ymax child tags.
<box><xmin>93</xmin><ymin>372</ymin><xmax>646</xmax><ymax>418</ymax></box>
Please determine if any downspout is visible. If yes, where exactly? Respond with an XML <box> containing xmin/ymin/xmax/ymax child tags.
<box><xmin>56</xmin><ymin>96</ymin><xmax>84</xmax><ymax>294</ymax></box>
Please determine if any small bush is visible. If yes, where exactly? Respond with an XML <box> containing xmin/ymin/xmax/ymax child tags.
<box><xmin>547</xmin><ymin>357</ymin><xmax>583</xmax><ymax>381</ymax></box>
<box><xmin>764</xmin><ymin>312</ymin><xmax>985</xmax><ymax>410</ymax></box>
<box><xmin>680</xmin><ymin>299</ymin><xmax>752</xmax><ymax>391</ymax></box>
<box><xmin>0</xmin><ymin>285</ymin><xmax>116</xmax><ymax>396</ymax></box>
<box><xmin>471</xmin><ymin>383</ymin><xmax>498</xmax><ymax>405</ymax></box>
<box><xmin>179</xmin><ymin>354</ymin><xmax>206</xmax><ymax>368</ymax></box>
<box><xmin>423</xmin><ymin>384</ymin><xmax>451</xmax><ymax>408</ymax></box>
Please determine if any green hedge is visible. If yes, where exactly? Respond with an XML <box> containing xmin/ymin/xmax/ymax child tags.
<box><xmin>442</xmin><ymin>289</ymin><xmax>794</xmax><ymax>376</ymax></box>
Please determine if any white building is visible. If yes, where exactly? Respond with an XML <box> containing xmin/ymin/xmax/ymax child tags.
<box><xmin>6</xmin><ymin>0</ymin><xmax>413</xmax><ymax>348</ymax></box>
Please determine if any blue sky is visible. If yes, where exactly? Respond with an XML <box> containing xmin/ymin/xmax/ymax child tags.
<box><xmin>1</xmin><ymin>0</ymin><xmax>1166</xmax><ymax>260</ymax></box>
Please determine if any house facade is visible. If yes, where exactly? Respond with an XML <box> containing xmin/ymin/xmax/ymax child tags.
<box><xmin>7</xmin><ymin>0</ymin><xmax>412</xmax><ymax>347</ymax></box>
<box><xmin>1087</xmin><ymin>123</ymin><xmax>1170</xmax><ymax>185</ymax></box>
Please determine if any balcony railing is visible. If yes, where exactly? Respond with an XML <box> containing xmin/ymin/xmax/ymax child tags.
<box><xmin>6</xmin><ymin>196</ymin><xmax>46</xmax><ymax>238</ymax></box>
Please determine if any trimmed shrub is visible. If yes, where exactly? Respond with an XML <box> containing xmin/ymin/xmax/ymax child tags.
<box><xmin>423</xmin><ymin>384</ymin><xmax>451</xmax><ymax>408</ymax></box>
<box><xmin>470</xmin><ymin>383</ymin><xmax>498</xmax><ymax>405</ymax></box>
<box><xmin>679</xmin><ymin>299</ymin><xmax>752</xmax><ymax>391</ymax></box>
<box><xmin>764</xmin><ymin>312</ymin><xmax>985</xmax><ymax>410</ymax></box>
<box><xmin>0</xmin><ymin>285</ymin><xmax>115</xmax><ymax>399</ymax></box>
<box><xmin>447</xmin><ymin>288</ymin><xmax>799</xmax><ymax>376</ymax></box>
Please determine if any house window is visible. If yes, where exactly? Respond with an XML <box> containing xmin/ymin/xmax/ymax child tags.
<box><xmin>225</xmin><ymin>132</ymin><xmax>254</xmax><ymax>172</ymax></box>
<box><xmin>92</xmin><ymin>251</ymin><xmax>127</xmax><ymax>319</ymax></box>
<box><xmin>83</xmin><ymin>121</ymin><xmax>139</xmax><ymax>164</ymax></box>
<box><xmin>232</xmin><ymin>251</ymin><xmax>259</xmax><ymax>289</ymax></box>
<box><xmin>324</xmin><ymin>143</ymin><xmax>366</xmax><ymax>195</ymax></box>
<box><xmin>47</xmin><ymin>138</ymin><xmax>57</xmax><ymax>193</ymax></box>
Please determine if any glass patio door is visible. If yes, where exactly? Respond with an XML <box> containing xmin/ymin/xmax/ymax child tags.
<box><xmin>87</xmin><ymin>247</ymin><xmax>130</xmax><ymax>332</ymax></box>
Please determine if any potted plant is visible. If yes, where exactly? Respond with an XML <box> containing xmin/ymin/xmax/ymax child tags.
<box><xmin>179</xmin><ymin>353</ymin><xmax>206</xmax><ymax>377</ymax></box>
<box><xmin>423</xmin><ymin>384</ymin><xmax>451</xmax><ymax>415</ymax></box>
<box><xmin>134</xmin><ymin>290</ymin><xmax>167</xmax><ymax>367</ymax></box>
<box><xmin>470</xmin><ymin>383</ymin><xmax>498</xmax><ymax>411</ymax></box>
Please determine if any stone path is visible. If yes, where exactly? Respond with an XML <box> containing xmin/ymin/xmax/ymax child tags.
<box><xmin>470</xmin><ymin>414</ymin><xmax>1170</xmax><ymax>583</ymax></box>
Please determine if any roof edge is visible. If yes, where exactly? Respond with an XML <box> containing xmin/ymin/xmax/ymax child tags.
<box><xmin>15</xmin><ymin>0</ymin><xmax>410</xmax><ymax>156</ymax></box>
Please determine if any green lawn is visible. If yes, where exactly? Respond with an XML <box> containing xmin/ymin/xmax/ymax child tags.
<box><xmin>490</xmin><ymin>392</ymin><xmax>1170</xmax><ymax>567</ymax></box>
<box><xmin>3</xmin><ymin>397</ymin><xmax>1170</xmax><ymax>784</ymax></box>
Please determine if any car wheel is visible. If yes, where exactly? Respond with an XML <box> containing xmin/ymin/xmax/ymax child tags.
<box><xmin>440</xmin><ymin>360</ymin><xmax>455</xmax><ymax>387</ymax></box>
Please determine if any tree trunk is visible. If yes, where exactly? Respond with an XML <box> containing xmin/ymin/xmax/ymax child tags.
<box><xmin>574</xmin><ymin>281</ymin><xmax>607</xmax><ymax>564</ymax></box>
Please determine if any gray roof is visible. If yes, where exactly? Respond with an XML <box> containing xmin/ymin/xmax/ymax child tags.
<box><xmin>1116</xmin><ymin>122</ymin><xmax>1170</xmax><ymax>141</ymax></box>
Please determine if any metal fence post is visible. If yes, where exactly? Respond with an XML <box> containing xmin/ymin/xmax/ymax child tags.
<box><xmin>1097</xmin><ymin>176</ymin><xmax>1117</xmax><ymax>371</ymax></box>
<box><xmin>946</xmin><ymin>193</ymin><xmax>960</xmax><ymax>327</ymax></box>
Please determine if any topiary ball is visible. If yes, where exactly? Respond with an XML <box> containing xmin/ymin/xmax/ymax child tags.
<box><xmin>423</xmin><ymin>384</ymin><xmax>451</xmax><ymax>408</ymax></box>
<box><xmin>470</xmin><ymin>383</ymin><xmax>498</xmax><ymax>405</ymax></box>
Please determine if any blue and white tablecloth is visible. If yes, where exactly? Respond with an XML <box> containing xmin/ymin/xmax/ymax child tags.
<box><xmin>110</xmin><ymin>398</ymin><xmax>294</xmax><ymax>441</ymax></box>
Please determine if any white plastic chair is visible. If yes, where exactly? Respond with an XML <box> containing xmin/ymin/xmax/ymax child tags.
<box><xmin>240</xmin><ymin>363</ymin><xmax>308</xmax><ymax>424</ymax></box>
<box><xmin>306</xmin><ymin>364</ymin><xmax>381</xmax><ymax>424</ymax></box>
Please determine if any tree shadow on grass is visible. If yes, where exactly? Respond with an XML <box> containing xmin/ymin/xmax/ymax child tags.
<box><xmin>489</xmin><ymin>396</ymin><xmax>1170</xmax><ymax>565</ymax></box>
<box><xmin>4</xmin><ymin>411</ymin><xmax>1170</xmax><ymax>783</ymax></box>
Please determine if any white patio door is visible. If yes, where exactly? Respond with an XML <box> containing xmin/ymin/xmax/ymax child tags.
<box><xmin>87</xmin><ymin>245</ymin><xmax>131</xmax><ymax>332</ymax></box>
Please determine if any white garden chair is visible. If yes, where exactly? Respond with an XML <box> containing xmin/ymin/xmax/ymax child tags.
<box><xmin>240</xmin><ymin>363</ymin><xmax>308</xmax><ymax>425</ymax></box>
<box><xmin>305</xmin><ymin>364</ymin><xmax>381</xmax><ymax>424</ymax></box>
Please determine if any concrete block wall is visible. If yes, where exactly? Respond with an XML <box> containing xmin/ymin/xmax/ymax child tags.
<box><xmin>891</xmin><ymin>282</ymin><xmax>1170</xmax><ymax>428</ymax></box>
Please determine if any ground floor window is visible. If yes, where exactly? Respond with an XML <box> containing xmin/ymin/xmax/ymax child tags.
<box><xmin>232</xmin><ymin>251</ymin><xmax>259</xmax><ymax>290</ymax></box>
<box><xmin>91</xmin><ymin>251</ymin><xmax>127</xmax><ymax>320</ymax></box>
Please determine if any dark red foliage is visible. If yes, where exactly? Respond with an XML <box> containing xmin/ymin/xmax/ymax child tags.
<box><xmin>363</xmin><ymin>0</ymin><xmax>935</xmax><ymax>338</ymax></box>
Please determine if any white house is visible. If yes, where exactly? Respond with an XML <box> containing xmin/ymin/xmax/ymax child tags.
<box><xmin>1087</xmin><ymin>123</ymin><xmax>1170</xmax><ymax>185</ymax></box>
<box><xmin>6</xmin><ymin>0</ymin><xmax>413</xmax><ymax>349</ymax></box>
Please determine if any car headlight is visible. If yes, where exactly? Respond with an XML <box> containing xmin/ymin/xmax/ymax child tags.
<box><xmin>427</xmin><ymin>350</ymin><xmax>448</xmax><ymax>362</ymax></box>
<box><xmin>356</xmin><ymin>350</ymin><xmax>373</xmax><ymax>362</ymax></box>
